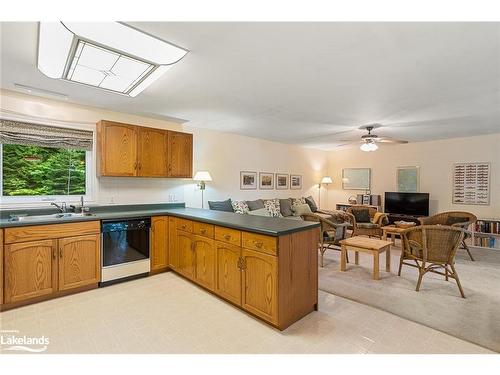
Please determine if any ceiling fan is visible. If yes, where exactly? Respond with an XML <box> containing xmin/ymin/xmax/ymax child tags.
<box><xmin>338</xmin><ymin>124</ymin><xmax>408</xmax><ymax>152</ymax></box>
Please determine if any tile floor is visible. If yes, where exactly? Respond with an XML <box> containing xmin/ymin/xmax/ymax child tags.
<box><xmin>0</xmin><ymin>272</ymin><xmax>493</xmax><ymax>354</ymax></box>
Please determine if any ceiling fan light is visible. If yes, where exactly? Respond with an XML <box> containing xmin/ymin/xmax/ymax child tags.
<box><xmin>360</xmin><ymin>142</ymin><xmax>372</xmax><ymax>152</ymax></box>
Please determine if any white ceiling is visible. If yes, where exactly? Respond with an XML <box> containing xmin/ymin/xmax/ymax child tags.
<box><xmin>1</xmin><ymin>22</ymin><xmax>499</xmax><ymax>150</ymax></box>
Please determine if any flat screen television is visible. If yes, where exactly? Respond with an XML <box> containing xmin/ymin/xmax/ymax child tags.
<box><xmin>384</xmin><ymin>192</ymin><xmax>429</xmax><ymax>217</ymax></box>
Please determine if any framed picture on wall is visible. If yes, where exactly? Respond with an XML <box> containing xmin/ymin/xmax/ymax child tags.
<box><xmin>342</xmin><ymin>168</ymin><xmax>371</xmax><ymax>190</ymax></box>
<box><xmin>290</xmin><ymin>174</ymin><xmax>302</xmax><ymax>190</ymax></box>
<box><xmin>240</xmin><ymin>171</ymin><xmax>257</xmax><ymax>190</ymax></box>
<box><xmin>276</xmin><ymin>173</ymin><xmax>289</xmax><ymax>190</ymax></box>
<box><xmin>259</xmin><ymin>172</ymin><xmax>274</xmax><ymax>190</ymax></box>
<box><xmin>397</xmin><ymin>166</ymin><xmax>420</xmax><ymax>192</ymax></box>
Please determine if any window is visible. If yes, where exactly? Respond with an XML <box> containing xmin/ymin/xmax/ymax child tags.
<box><xmin>0</xmin><ymin>118</ymin><xmax>94</xmax><ymax>204</ymax></box>
<box><xmin>2</xmin><ymin>144</ymin><xmax>87</xmax><ymax>196</ymax></box>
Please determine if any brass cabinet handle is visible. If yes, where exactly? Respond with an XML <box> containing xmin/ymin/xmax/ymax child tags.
<box><xmin>200</xmin><ymin>229</ymin><xmax>206</xmax><ymax>234</ymax></box>
<box><xmin>254</xmin><ymin>241</ymin><xmax>263</xmax><ymax>248</ymax></box>
<box><xmin>59</xmin><ymin>248</ymin><xmax>63</xmax><ymax>258</ymax></box>
<box><xmin>134</xmin><ymin>161</ymin><xmax>138</xmax><ymax>170</ymax></box>
<box><xmin>224</xmin><ymin>234</ymin><xmax>231</xmax><ymax>240</ymax></box>
<box><xmin>52</xmin><ymin>248</ymin><xmax>56</xmax><ymax>259</ymax></box>
<box><xmin>240</xmin><ymin>257</ymin><xmax>246</xmax><ymax>270</ymax></box>
<box><xmin>138</xmin><ymin>162</ymin><xmax>142</xmax><ymax>170</ymax></box>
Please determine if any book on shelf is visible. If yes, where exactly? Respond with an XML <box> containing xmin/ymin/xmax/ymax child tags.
<box><xmin>472</xmin><ymin>218</ymin><xmax>500</xmax><ymax>249</ymax></box>
<box><xmin>475</xmin><ymin>220</ymin><xmax>500</xmax><ymax>235</ymax></box>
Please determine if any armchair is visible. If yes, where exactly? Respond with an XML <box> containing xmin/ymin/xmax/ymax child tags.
<box><xmin>346</xmin><ymin>205</ymin><xmax>388</xmax><ymax>238</ymax></box>
<box><xmin>301</xmin><ymin>213</ymin><xmax>349</xmax><ymax>267</ymax></box>
<box><xmin>419</xmin><ymin>211</ymin><xmax>477</xmax><ymax>261</ymax></box>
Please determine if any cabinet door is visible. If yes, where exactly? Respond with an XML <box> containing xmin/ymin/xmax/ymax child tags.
<box><xmin>168</xmin><ymin>131</ymin><xmax>193</xmax><ymax>178</ymax></box>
<box><xmin>177</xmin><ymin>231</ymin><xmax>195</xmax><ymax>279</ymax></box>
<box><xmin>98</xmin><ymin>120</ymin><xmax>138</xmax><ymax>176</ymax></box>
<box><xmin>193</xmin><ymin>235</ymin><xmax>215</xmax><ymax>291</ymax></box>
<box><xmin>168</xmin><ymin>217</ymin><xmax>178</xmax><ymax>270</ymax></box>
<box><xmin>151</xmin><ymin>216</ymin><xmax>169</xmax><ymax>271</ymax></box>
<box><xmin>58</xmin><ymin>234</ymin><xmax>100</xmax><ymax>291</ymax></box>
<box><xmin>138</xmin><ymin>128</ymin><xmax>169</xmax><ymax>177</ymax></box>
<box><xmin>241</xmin><ymin>249</ymin><xmax>278</xmax><ymax>324</ymax></box>
<box><xmin>215</xmin><ymin>241</ymin><xmax>242</xmax><ymax>306</ymax></box>
<box><xmin>4</xmin><ymin>240</ymin><xmax>57</xmax><ymax>303</ymax></box>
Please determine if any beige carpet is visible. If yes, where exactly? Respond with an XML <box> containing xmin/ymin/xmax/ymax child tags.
<box><xmin>318</xmin><ymin>244</ymin><xmax>500</xmax><ymax>352</ymax></box>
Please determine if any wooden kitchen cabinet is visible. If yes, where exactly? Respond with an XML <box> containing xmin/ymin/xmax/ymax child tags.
<box><xmin>192</xmin><ymin>235</ymin><xmax>216</xmax><ymax>291</ymax></box>
<box><xmin>177</xmin><ymin>230</ymin><xmax>195</xmax><ymax>278</ymax></box>
<box><xmin>168</xmin><ymin>131</ymin><xmax>193</xmax><ymax>178</ymax></box>
<box><xmin>97</xmin><ymin>120</ymin><xmax>193</xmax><ymax>178</ymax></box>
<box><xmin>4</xmin><ymin>239</ymin><xmax>58</xmax><ymax>304</ymax></box>
<box><xmin>58</xmin><ymin>234</ymin><xmax>100</xmax><ymax>291</ymax></box>
<box><xmin>151</xmin><ymin>216</ymin><xmax>169</xmax><ymax>272</ymax></box>
<box><xmin>138</xmin><ymin>127</ymin><xmax>169</xmax><ymax>177</ymax></box>
<box><xmin>215</xmin><ymin>241</ymin><xmax>242</xmax><ymax>306</ymax></box>
<box><xmin>241</xmin><ymin>248</ymin><xmax>278</xmax><ymax>325</ymax></box>
<box><xmin>97</xmin><ymin>120</ymin><xmax>138</xmax><ymax>177</ymax></box>
<box><xmin>168</xmin><ymin>217</ymin><xmax>179</xmax><ymax>270</ymax></box>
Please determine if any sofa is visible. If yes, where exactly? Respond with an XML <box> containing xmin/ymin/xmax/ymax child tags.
<box><xmin>208</xmin><ymin>196</ymin><xmax>350</xmax><ymax>224</ymax></box>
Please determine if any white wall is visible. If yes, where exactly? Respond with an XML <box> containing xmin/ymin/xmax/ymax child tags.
<box><xmin>183</xmin><ymin>126</ymin><xmax>328</xmax><ymax>208</ymax></box>
<box><xmin>326</xmin><ymin>133</ymin><xmax>500</xmax><ymax>219</ymax></box>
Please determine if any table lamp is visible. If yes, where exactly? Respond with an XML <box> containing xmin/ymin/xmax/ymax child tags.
<box><xmin>193</xmin><ymin>171</ymin><xmax>212</xmax><ymax>209</ymax></box>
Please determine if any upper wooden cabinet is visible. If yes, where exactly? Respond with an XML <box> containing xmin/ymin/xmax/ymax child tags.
<box><xmin>97</xmin><ymin>120</ymin><xmax>192</xmax><ymax>178</ymax></box>
<box><xmin>168</xmin><ymin>131</ymin><xmax>193</xmax><ymax>178</ymax></box>
<box><xmin>97</xmin><ymin>120</ymin><xmax>138</xmax><ymax>177</ymax></box>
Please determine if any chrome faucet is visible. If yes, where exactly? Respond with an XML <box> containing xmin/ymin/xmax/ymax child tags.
<box><xmin>51</xmin><ymin>202</ymin><xmax>67</xmax><ymax>213</ymax></box>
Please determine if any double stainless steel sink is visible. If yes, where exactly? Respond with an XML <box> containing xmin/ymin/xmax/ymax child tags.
<box><xmin>9</xmin><ymin>212</ymin><xmax>95</xmax><ymax>222</ymax></box>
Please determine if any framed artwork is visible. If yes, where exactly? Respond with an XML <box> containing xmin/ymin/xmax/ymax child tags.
<box><xmin>452</xmin><ymin>162</ymin><xmax>490</xmax><ymax>205</ymax></box>
<box><xmin>276</xmin><ymin>173</ymin><xmax>289</xmax><ymax>190</ymax></box>
<box><xmin>259</xmin><ymin>172</ymin><xmax>274</xmax><ymax>190</ymax></box>
<box><xmin>290</xmin><ymin>174</ymin><xmax>302</xmax><ymax>190</ymax></box>
<box><xmin>397</xmin><ymin>166</ymin><xmax>420</xmax><ymax>193</ymax></box>
<box><xmin>342</xmin><ymin>168</ymin><xmax>371</xmax><ymax>190</ymax></box>
<box><xmin>240</xmin><ymin>171</ymin><xmax>257</xmax><ymax>190</ymax></box>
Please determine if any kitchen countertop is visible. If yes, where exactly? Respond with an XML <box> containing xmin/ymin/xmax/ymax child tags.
<box><xmin>0</xmin><ymin>204</ymin><xmax>319</xmax><ymax>236</ymax></box>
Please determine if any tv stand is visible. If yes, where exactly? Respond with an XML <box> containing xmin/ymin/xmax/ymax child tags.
<box><xmin>386</xmin><ymin>213</ymin><xmax>426</xmax><ymax>225</ymax></box>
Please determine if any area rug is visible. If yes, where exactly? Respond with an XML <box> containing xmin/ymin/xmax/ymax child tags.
<box><xmin>318</xmin><ymin>245</ymin><xmax>500</xmax><ymax>352</ymax></box>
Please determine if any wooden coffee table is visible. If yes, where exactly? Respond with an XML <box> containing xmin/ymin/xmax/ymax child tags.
<box><xmin>339</xmin><ymin>236</ymin><xmax>393</xmax><ymax>280</ymax></box>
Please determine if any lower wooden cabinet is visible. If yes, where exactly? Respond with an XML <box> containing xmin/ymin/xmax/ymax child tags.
<box><xmin>192</xmin><ymin>235</ymin><xmax>215</xmax><ymax>291</ymax></box>
<box><xmin>177</xmin><ymin>230</ymin><xmax>195</xmax><ymax>278</ymax></box>
<box><xmin>3</xmin><ymin>222</ymin><xmax>101</xmax><ymax>308</ymax></box>
<box><xmin>58</xmin><ymin>234</ymin><xmax>100</xmax><ymax>291</ymax></box>
<box><xmin>4</xmin><ymin>239</ymin><xmax>58</xmax><ymax>304</ymax></box>
<box><xmin>168</xmin><ymin>217</ymin><xmax>179</xmax><ymax>270</ymax></box>
<box><xmin>151</xmin><ymin>216</ymin><xmax>169</xmax><ymax>271</ymax></box>
<box><xmin>241</xmin><ymin>248</ymin><xmax>278</xmax><ymax>325</ymax></box>
<box><xmin>215</xmin><ymin>241</ymin><xmax>242</xmax><ymax>305</ymax></box>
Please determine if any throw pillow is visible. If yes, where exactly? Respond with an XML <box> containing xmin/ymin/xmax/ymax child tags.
<box><xmin>352</xmin><ymin>208</ymin><xmax>370</xmax><ymax>223</ymax></box>
<box><xmin>305</xmin><ymin>196</ymin><xmax>318</xmax><ymax>212</ymax></box>
<box><xmin>291</xmin><ymin>197</ymin><xmax>306</xmax><ymax>207</ymax></box>
<box><xmin>264</xmin><ymin>198</ymin><xmax>283</xmax><ymax>217</ymax></box>
<box><xmin>292</xmin><ymin>203</ymin><xmax>313</xmax><ymax>217</ymax></box>
<box><xmin>247</xmin><ymin>199</ymin><xmax>265</xmax><ymax>211</ymax></box>
<box><xmin>231</xmin><ymin>200</ymin><xmax>250</xmax><ymax>214</ymax></box>
<box><xmin>247</xmin><ymin>208</ymin><xmax>271</xmax><ymax>217</ymax></box>
<box><xmin>279</xmin><ymin>198</ymin><xmax>293</xmax><ymax>217</ymax></box>
<box><xmin>208</xmin><ymin>199</ymin><xmax>234</xmax><ymax>212</ymax></box>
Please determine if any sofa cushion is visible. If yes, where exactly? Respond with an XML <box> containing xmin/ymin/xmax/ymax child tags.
<box><xmin>248</xmin><ymin>207</ymin><xmax>271</xmax><ymax>217</ymax></box>
<box><xmin>352</xmin><ymin>208</ymin><xmax>371</xmax><ymax>223</ymax></box>
<box><xmin>292</xmin><ymin>203</ymin><xmax>312</xmax><ymax>217</ymax></box>
<box><xmin>232</xmin><ymin>200</ymin><xmax>249</xmax><ymax>214</ymax></box>
<box><xmin>357</xmin><ymin>222</ymin><xmax>379</xmax><ymax>229</ymax></box>
<box><xmin>305</xmin><ymin>196</ymin><xmax>318</xmax><ymax>212</ymax></box>
<box><xmin>247</xmin><ymin>199</ymin><xmax>265</xmax><ymax>211</ymax></box>
<box><xmin>291</xmin><ymin>197</ymin><xmax>307</xmax><ymax>207</ymax></box>
<box><xmin>279</xmin><ymin>198</ymin><xmax>293</xmax><ymax>216</ymax></box>
<box><xmin>264</xmin><ymin>198</ymin><xmax>282</xmax><ymax>217</ymax></box>
<box><xmin>208</xmin><ymin>199</ymin><xmax>234</xmax><ymax>212</ymax></box>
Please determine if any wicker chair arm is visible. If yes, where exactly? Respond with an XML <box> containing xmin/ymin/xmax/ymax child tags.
<box><xmin>345</xmin><ymin>212</ymin><xmax>356</xmax><ymax>227</ymax></box>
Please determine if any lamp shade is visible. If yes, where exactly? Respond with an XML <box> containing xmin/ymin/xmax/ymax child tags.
<box><xmin>321</xmin><ymin>176</ymin><xmax>333</xmax><ymax>184</ymax></box>
<box><xmin>193</xmin><ymin>171</ymin><xmax>212</xmax><ymax>181</ymax></box>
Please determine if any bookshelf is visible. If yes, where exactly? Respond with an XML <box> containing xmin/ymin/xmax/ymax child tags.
<box><xmin>470</xmin><ymin>218</ymin><xmax>500</xmax><ymax>249</ymax></box>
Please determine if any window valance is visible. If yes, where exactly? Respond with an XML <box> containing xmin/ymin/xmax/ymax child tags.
<box><xmin>0</xmin><ymin>119</ymin><xmax>93</xmax><ymax>151</ymax></box>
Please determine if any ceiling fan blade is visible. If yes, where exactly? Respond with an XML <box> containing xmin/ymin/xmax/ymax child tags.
<box><xmin>375</xmin><ymin>137</ymin><xmax>408</xmax><ymax>144</ymax></box>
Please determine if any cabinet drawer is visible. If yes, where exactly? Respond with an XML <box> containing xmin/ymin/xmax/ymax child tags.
<box><xmin>4</xmin><ymin>221</ymin><xmax>100</xmax><ymax>244</ymax></box>
<box><xmin>176</xmin><ymin>218</ymin><xmax>193</xmax><ymax>233</ymax></box>
<box><xmin>214</xmin><ymin>226</ymin><xmax>241</xmax><ymax>246</ymax></box>
<box><xmin>193</xmin><ymin>222</ymin><xmax>214</xmax><ymax>238</ymax></box>
<box><xmin>241</xmin><ymin>232</ymin><xmax>277</xmax><ymax>256</ymax></box>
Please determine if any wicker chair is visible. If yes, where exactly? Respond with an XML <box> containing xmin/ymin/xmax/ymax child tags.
<box><xmin>345</xmin><ymin>205</ymin><xmax>388</xmax><ymax>238</ymax></box>
<box><xmin>399</xmin><ymin>225</ymin><xmax>465</xmax><ymax>298</ymax></box>
<box><xmin>301</xmin><ymin>213</ymin><xmax>350</xmax><ymax>267</ymax></box>
<box><xmin>419</xmin><ymin>211</ymin><xmax>477</xmax><ymax>261</ymax></box>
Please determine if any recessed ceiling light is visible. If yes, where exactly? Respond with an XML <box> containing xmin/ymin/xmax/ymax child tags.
<box><xmin>37</xmin><ymin>22</ymin><xmax>188</xmax><ymax>97</ymax></box>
